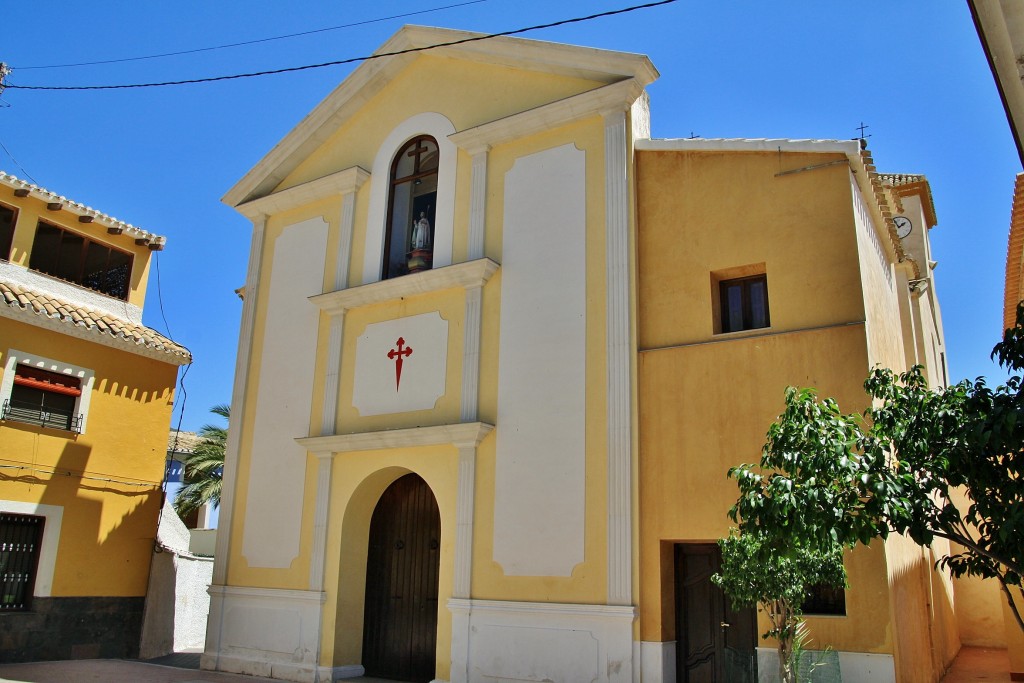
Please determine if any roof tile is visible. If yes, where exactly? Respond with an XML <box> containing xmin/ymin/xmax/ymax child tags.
<box><xmin>0</xmin><ymin>281</ymin><xmax>191</xmax><ymax>361</ymax></box>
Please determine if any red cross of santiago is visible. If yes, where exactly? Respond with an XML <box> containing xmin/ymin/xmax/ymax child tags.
<box><xmin>387</xmin><ymin>337</ymin><xmax>413</xmax><ymax>391</ymax></box>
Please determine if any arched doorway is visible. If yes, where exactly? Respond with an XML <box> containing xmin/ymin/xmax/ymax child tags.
<box><xmin>362</xmin><ymin>473</ymin><xmax>440</xmax><ymax>682</ymax></box>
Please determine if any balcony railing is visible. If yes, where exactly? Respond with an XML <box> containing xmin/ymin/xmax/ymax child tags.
<box><xmin>1</xmin><ymin>400</ymin><xmax>82</xmax><ymax>433</ymax></box>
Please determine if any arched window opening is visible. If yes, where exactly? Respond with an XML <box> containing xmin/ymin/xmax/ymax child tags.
<box><xmin>383</xmin><ymin>136</ymin><xmax>439</xmax><ymax>279</ymax></box>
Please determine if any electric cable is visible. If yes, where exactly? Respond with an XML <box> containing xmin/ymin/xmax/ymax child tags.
<box><xmin>4</xmin><ymin>0</ymin><xmax>678</xmax><ymax>91</ymax></box>
<box><xmin>17</xmin><ymin>0</ymin><xmax>489</xmax><ymax>70</ymax></box>
<box><xmin>0</xmin><ymin>138</ymin><xmax>39</xmax><ymax>184</ymax></box>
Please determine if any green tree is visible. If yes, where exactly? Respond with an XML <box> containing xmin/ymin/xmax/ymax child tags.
<box><xmin>713</xmin><ymin>532</ymin><xmax>845</xmax><ymax>683</ymax></box>
<box><xmin>173</xmin><ymin>403</ymin><xmax>229</xmax><ymax>519</ymax></box>
<box><xmin>728</xmin><ymin>309</ymin><xmax>1024</xmax><ymax>635</ymax></box>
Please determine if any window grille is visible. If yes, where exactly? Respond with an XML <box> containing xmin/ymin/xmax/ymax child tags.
<box><xmin>0</xmin><ymin>513</ymin><xmax>45</xmax><ymax>611</ymax></box>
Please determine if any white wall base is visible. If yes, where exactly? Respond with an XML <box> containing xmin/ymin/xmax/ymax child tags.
<box><xmin>449</xmin><ymin>599</ymin><xmax>636</xmax><ymax>683</ymax></box>
<box><xmin>639</xmin><ymin>640</ymin><xmax>676</xmax><ymax>683</ymax></box>
<box><xmin>203</xmin><ymin>585</ymin><xmax>326</xmax><ymax>683</ymax></box>
<box><xmin>756</xmin><ymin>647</ymin><xmax>896</xmax><ymax>683</ymax></box>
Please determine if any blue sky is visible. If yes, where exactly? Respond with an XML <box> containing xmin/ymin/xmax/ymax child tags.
<box><xmin>1</xmin><ymin>1</ymin><xmax>1018</xmax><ymax>433</ymax></box>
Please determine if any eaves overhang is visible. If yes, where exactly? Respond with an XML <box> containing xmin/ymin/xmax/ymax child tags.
<box><xmin>0</xmin><ymin>280</ymin><xmax>191</xmax><ymax>365</ymax></box>
<box><xmin>0</xmin><ymin>172</ymin><xmax>168</xmax><ymax>249</ymax></box>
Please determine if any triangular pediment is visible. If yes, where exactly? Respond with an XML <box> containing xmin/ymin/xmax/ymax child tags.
<box><xmin>223</xmin><ymin>25</ymin><xmax>658</xmax><ymax>208</ymax></box>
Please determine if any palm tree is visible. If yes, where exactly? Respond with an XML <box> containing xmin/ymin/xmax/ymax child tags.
<box><xmin>173</xmin><ymin>403</ymin><xmax>228</xmax><ymax>518</ymax></box>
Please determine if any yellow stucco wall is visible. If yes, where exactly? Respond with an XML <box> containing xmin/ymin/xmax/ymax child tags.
<box><xmin>1</xmin><ymin>187</ymin><xmax>154</xmax><ymax>308</ymax></box>
<box><xmin>635</xmin><ymin>148</ymin><xmax>905</xmax><ymax>655</ymax></box>
<box><xmin>636</xmin><ymin>150</ymin><xmax>867</xmax><ymax>348</ymax></box>
<box><xmin>278</xmin><ymin>55</ymin><xmax>608</xmax><ymax>196</ymax></box>
<box><xmin>637</xmin><ymin>328</ymin><xmax>897</xmax><ymax>654</ymax></box>
<box><xmin>0</xmin><ymin>317</ymin><xmax>178</xmax><ymax>596</ymax></box>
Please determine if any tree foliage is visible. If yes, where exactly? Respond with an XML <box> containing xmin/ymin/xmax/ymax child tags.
<box><xmin>713</xmin><ymin>532</ymin><xmax>845</xmax><ymax>683</ymax></box>
<box><xmin>729</xmin><ymin>307</ymin><xmax>1024</xmax><ymax>634</ymax></box>
<box><xmin>173</xmin><ymin>403</ymin><xmax>228</xmax><ymax>519</ymax></box>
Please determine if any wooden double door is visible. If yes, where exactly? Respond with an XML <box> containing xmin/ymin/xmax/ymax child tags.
<box><xmin>675</xmin><ymin>543</ymin><xmax>757</xmax><ymax>683</ymax></box>
<box><xmin>362</xmin><ymin>474</ymin><xmax>440</xmax><ymax>682</ymax></box>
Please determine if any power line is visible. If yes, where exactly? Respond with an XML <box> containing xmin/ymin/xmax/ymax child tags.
<box><xmin>0</xmin><ymin>138</ymin><xmax>39</xmax><ymax>184</ymax></box>
<box><xmin>4</xmin><ymin>0</ymin><xmax>678</xmax><ymax>92</ymax></box>
<box><xmin>16</xmin><ymin>0</ymin><xmax>490</xmax><ymax>70</ymax></box>
<box><xmin>0</xmin><ymin>462</ymin><xmax>162</xmax><ymax>490</ymax></box>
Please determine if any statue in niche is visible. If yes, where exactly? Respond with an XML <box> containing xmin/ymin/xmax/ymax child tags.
<box><xmin>411</xmin><ymin>211</ymin><xmax>432</xmax><ymax>250</ymax></box>
<box><xmin>407</xmin><ymin>207</ymin><xmax>433</xmax><ymax>273</ymax></box>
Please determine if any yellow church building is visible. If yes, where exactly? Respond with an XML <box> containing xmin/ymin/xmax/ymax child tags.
<box><xmin>206</xmin><ymin>27</ymin><xmax>959</xmax><ymax>683</ymax></box>
<box><xmin>0</xmin><ymin>173</ymin><xmax>190</xmax><ymax>660</ymax></box>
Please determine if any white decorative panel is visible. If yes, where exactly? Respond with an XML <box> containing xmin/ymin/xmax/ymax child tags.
<box><xmin>241</xmin><ymin>217</ymin><xmax>327</xmax><ymax>568</ymax></box>
<box><xmin>353</xmin><ymin>312</ymin><xmax>448</xmax><ymax>416</ymax></box>
<box><xmin>204</xmin><ymin>586</ymin><xmax>326</xmax><ymax>681</ymax></box>
<box><xmin>495</xmin><ymin>143</ymin><xmax>586</xmax><ymax>576</ymax></box>
<box><xmin>448</xmin><ymin>599</ymin><xmax>636</xmax><ymax>683</ymax></box>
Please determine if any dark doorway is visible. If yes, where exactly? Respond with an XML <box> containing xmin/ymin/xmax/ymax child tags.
<box><xmin>675</xmin><ymin>543</ymin><xmax>757</xmax><ymax>683</ymax></box>
<box><xmin>362</xmin><ymin>474</ymin><xmax>440</xmax><ymax>682</ymax></box>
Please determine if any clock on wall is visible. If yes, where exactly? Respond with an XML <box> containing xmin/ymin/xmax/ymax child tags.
<box><xmin>894</xmin><ymin>216</ymin><xmax>913</xmax><ymax>240</ymax></box>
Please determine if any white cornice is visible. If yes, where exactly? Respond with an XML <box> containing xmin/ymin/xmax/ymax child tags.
<box><xmin>635</xmin><ymin>137</ymin><xmax>863</xmax><ymax>156</ymax></box>
<box><xmin>450</xmin><ymin>79</ymin><xmax>645</xmax><ymax>153</ymax></box>
<box><xmin>447</xmin><ymin>598</ymin><xmax>637</xmax><ymax>620</ymax></box>
<box><xmin>235</xmin><ymin>167</ymin><xmax>370</xmax><ymax>219</ymax></box>
<box><xmin>223</xmin><ymin>26</ymin><xmax>658</xmax><ymax>208</ymax></box>
<box><xmin>207</xmin><ymin>585</ymin><xmax>326</xmax><ymax>603</ymax></box>
<box><xmin>310</xmin><ymin>258</ymin><xmax>499</xmax><ymax>315</ymax></box>
<box><xmin>297</xmin><ymin>421</ymin><xmax>494</xmax><ymax>455</ymax></box>
<box><xmin>380</xmin><ymin>26</ymin><xmax>659</xmax><ymax>86</ymax></box>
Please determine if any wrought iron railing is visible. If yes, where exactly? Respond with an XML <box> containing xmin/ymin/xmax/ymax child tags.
<box><xmin>1</xmin><ymin>400</ymin><xmax>82</xmax><ymax>433</ymax></box>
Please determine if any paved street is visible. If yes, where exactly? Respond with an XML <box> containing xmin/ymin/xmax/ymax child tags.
<box><xmin>0</xmin><ymin>646</ymin><xmax>1010</xmax><ymax>682</ymax></box>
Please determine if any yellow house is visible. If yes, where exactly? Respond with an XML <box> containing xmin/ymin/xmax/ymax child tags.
<box><xmin>206</xmin><ymin>27</ymin><xmax>956</xmax><ymax>683</ymax></box>
<box><xmin>0</xmin><ymin>172</ymin><xmax>190</xmax><ymax>660</ymax></box>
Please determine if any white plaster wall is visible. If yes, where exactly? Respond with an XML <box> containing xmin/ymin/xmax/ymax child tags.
<box><xmin>352</xmin><ymin>311</ymin><xmax>449</xmax><ymax>416</ymax></box>
<box><xmin>639</xmin><ymin>641</ymin><xmax>675</xmax><ymax>683</ymax></box>
<box><xmin>494</xmin><ymin>143</ymin><xmax>587</xmax><ymax>577</ymax></box>
<box><xmin>203</xmin><ymin>586</ymin><xmax>325</xmax><ymax>683</ymax></box>
<box><xmin>174</xmin><ymin>553</ymin><xmax>213</xmax><ymax>651</ymax></box>
<box><xmin>241</xmin><ymin>217</ymin><xmax>327</xmax><ymax>568</ymax></box>
<box><xmin>756</xmin><ymin>647</ymin><xmax>895</xmax><ymax>683</ymax></box>
<box><xmin>141</xmin><ymin>501</ymin><xmax>214</xmax><ymax>657</ymax></box>
<box><xmin>449</xmin><ymin>599</ymin><xmax>635</xmax><ymax>683</ymax></box>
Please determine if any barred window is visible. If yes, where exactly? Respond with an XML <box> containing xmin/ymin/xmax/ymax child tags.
<box><xmin>0</xmin><ymin>512</ymin><xmax>45</xmax><ymax>611</ymax></box>
<box><xmin>2</xmin><ymin>365</ymin><xmax>83</xmax><ymax>432</ymax></box>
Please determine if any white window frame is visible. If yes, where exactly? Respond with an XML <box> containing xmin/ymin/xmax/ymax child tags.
<box><xmin>0</xmin><ymin>500</ymin><xmax>63</xmax><ymax>598</ymax></box>
<box><xmin>1</xmin><ymin>349</ymin><xmax>95</xmax><ymax>434</ymax></box>
<box><xmin>362</xmin><ymin>112</ymin><xmax>458</xmax><ymax>285</ymax></box>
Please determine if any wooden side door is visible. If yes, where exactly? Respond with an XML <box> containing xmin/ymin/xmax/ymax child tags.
<box><xmin>362</xmin><ymin>474</ymin><xmax>441</xmax><ymax>682</ymax></box>
<box><xmin>675</xmin><ymin>543</ymin><xmax>757</xmax><ymax>683</ymax></box>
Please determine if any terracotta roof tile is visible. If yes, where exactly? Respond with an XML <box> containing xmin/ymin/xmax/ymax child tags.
<box><xmin>168</xmin><ymin>429</ymin><xmax>203</xmax><ymax>454</ymax></box>
<box><xmin>0</xmin><ymin>171</ymin><xmax>167</xmax><ymax>248</ymax></box>
<box><xmin>0</xmin><ymin>280</ymin><xmax>191</xmax><ymax>362</ymax></box>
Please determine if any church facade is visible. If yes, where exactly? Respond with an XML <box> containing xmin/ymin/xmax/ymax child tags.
<box><xmin>204</xmin><ymin>27</ymin><xmax>956</xmax><ymax>683</ymax></box>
